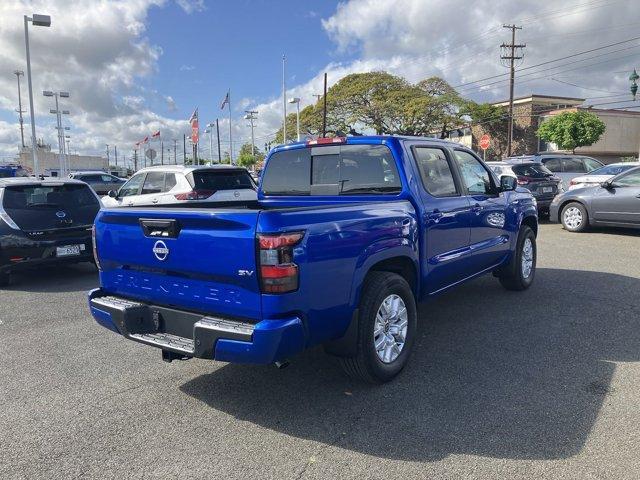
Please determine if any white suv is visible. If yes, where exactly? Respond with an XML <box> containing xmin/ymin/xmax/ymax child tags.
<box><xmin>101</xmin><ymin>165</ymin><xmax>257</xmax><ymax>207</ymax></box>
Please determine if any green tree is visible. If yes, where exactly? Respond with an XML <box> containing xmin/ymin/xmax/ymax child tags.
<box><xmin>537</xmin><ymin>110</ymin><xmax>606</xmax><ymax>153</ymax></box>
<box><xmin>237</xmin><ymin>142</ymin><xmax>264</xmax><ymax>168</ymax></box>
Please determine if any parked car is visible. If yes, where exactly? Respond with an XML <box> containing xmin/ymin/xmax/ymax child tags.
<box><xmin>568</xmin><ymin>162</ymin><xmax>640</xmax><ymax>190</ymax></box>
<box><xmin>506</xmin><ymin>154</ymin><xmax>603</xmax><ymax>185</ymax></box>
<box><xmin>550</xmin><ymin>166</ymin><xmax>640</xmax><ymax>232</ymax></box>
<box><xmin>101</xmin><ymin>165</ymin><xmax>257</xmax><ymax>207</ymax></box>
<box><xmin>0</xmin><ymin>178</ymin><xmax>100</xmax><ymax>286</ymax></box>
<box><xmin>486</xmin><ymin>161</ymin><xmax>517</xmax><ymax>179</ymax></box>
<box><xmin>0</xmin><ymin>164</ymin><xmax>29</xmax><ymax>178</ymax></box>
<box><xmin>89</xmin><ymin>136</ymin><xmax>538</xmax><ymax>384</ymax></box>
<box><xmin>68</xmin><ymin>171</ymin><xmax>125</xmax><ymax>195</ymax></box>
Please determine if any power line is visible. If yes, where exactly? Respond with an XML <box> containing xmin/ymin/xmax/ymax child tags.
<box><xmin>454</xmin><ymin>35</ymin><xmax>640</xmax><ymax>90</ymax></box>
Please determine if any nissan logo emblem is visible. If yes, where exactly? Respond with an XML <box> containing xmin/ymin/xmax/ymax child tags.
<box><xmin>56</xmin><ymin>211</ymin><xmax>66</xmax><ymax>218</ymax></box>
<box><xmin>152</xmin><ymin>240</ymin><xmax>169</xmax><ymax>261</ymax></box>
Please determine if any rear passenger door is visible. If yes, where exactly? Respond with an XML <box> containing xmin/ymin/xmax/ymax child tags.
<box><xmin>451</xmin><ymin>149</ymin><xmax>510</xmax><ymax>271</ymax></box>
<box><xmin>410</xmin><ymin>145</ymin><xmax>473</xmax><ymax>294</ymax></box>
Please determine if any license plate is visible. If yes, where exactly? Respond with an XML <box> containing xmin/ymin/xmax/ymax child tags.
<box><xmin>56</xmin><ymin>244</ymin><xmax>84</xmax><ymax>257</ymax></box>
<box><xmin>542</xmin><ymin>186</ymin><xmax>553</xmax><ymax>193</ymax></box>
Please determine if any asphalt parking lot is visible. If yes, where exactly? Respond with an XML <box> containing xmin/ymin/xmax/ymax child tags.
<box><xmin>1</xmin><ymin>222</ymin><xmax>639</xmax><ymax>480</ymax></box>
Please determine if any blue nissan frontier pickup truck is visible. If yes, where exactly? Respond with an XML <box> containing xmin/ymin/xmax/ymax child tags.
<box><xmin>89</xmin><ymin>136</ymin><xmax>537</xmax><ymax>383</ymax></box>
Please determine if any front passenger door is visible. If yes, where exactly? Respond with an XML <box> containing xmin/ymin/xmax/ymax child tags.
<box><xmin>452</xmin><ymin>149</ymin><xmax>510</xmax><ymax>270</ymax></box>
<box><xmin>591</xmin><ymin>169</ymin><xmax>640</xmax><ymax>225</ymax></box>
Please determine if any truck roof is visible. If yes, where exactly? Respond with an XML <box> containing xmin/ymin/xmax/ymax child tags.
<box><xmin>278</xmin><ymin>135</ymin><xmax>462</xmax><ymax>149</ymax></box>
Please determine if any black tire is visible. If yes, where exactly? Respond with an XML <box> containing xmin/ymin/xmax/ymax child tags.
<box><xmin>498</xmin><ymin>225</ymin><xmax>536</xmax><ymax>291</ymax></box>
<box><xmin>340</xmin><ymin>272</ymin><xmax>417</xmax><ymax>384</ymax></box>
<box><xmin>560</xmin><ymin>202</ymin><xmax>589</xmax><ymax>232</ymax></box>
<box><xmin>0</xmin><ymin>272</ymin><xmax>10</xmax><ymax>288</ymax></box>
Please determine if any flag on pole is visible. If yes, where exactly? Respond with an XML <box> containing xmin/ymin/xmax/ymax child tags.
<box><xmin>152</xmin><ymin>130</ymin><xmax>160</xmax><ymax>138</ymax></box>
<box><xmin>189</xmin><ymin>108</ymin><xmax>199</xmax><ymax>144</ymax></box>
<box><xmin>142</xmin><ymin>136</ymin><xmax>149</xmax><ymax>144</ymax></box>
<box><xmin>220</xmin><ymin>91</ymin><xmax>230</xmax><ymax>110</ymax></box>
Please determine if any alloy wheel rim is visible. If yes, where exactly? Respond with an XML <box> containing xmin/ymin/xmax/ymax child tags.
<box><xmin>521</xmin><ymin>237</ymin><xmax>534</xmax><ymax>279</ymax></box>
<box><xmin>374</xmin><ymin>294</ymin><xmax>408</xmax><ymax>364</ymax></box>
<box><xmin>564</xmin><ymin>207</ymin><xmax>583</xmax><ymax>229</ymax></box>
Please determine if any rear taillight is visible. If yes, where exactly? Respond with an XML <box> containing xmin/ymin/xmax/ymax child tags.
<box><xmin>174</xmin><ymin>189</ymin><xmax>215</xmax><ymax>200</ymax></box>
<box><xmin>91</xmin><ymin>224</ymin><xmax>101</xmax><ymax>270</ymax></box>
<box><xmin>569</xmin><ymin>179</ymin><xmax>577</xmax><ymax>186</ymax></box>
<box><xmin>257</xmin><ymin>231</ymin><xmax>304</xmax><ymax>294</ymax></box>
<box><xmin>517</xmin><ymin>176</ymin><xmax>529</xmax><ymax>185</ymax></box>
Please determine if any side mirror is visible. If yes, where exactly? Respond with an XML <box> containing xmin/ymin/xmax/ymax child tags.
<box><xmin>107</xmin><ymin>190</ymin><xmax>118</xmax><ymax>198</ymax></box>
<box><xmin>500</xmin><ymin>175</ymin><xmax>517</xmax><ymax>192</ymax></box>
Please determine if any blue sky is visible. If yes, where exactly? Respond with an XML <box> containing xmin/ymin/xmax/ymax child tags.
<box><xmin>144</xmin><ymin>0</ymin><xmax>346</xmax><ymax>126</ymax></box>
<box><xmin>0</xmin><ymin>0</ymin><xmax>637</xmax><ymax>160</ymax></box>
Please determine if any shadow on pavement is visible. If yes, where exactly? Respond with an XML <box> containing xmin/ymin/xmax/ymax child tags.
<box><xmin>180</xmin><ymin>268</ymin><xmax>640</xmax><ymax>462</ymax></box>
<box><xmin>2</xmin><ymin>262</ymin><xmax>98</xmax><ymax>293</ymax></box>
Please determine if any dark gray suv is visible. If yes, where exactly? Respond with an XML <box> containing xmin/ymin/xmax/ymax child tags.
<box><xmin>506</xmin><ymin>154</ymin><xmax>603</xmax><ymax>185</ymax></box>
<box><xmin>549</xmin><ymin>166</ymin><xmax>640</xmax><ymax>232</ymax></box>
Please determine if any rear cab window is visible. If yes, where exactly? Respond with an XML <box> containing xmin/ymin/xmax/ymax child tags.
<box><xmin>511</xmin><ymin>164</ymin><xmax>554</xmax><ymax>178</ymax></box>
<box><xmin>262</xmin><ymin>144</ymin><xmax>401</xmax><ymax>196</ymax></box>
<box><xmin>190</xmin><ymin>169</ymin><xmax>256</xmax><ymax>191</ymax></box>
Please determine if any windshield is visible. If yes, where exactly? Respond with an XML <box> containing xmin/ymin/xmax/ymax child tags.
<box><xmin>588</xmin><ymin>164</ymin><xmax>637</xmax><ymax>176</ymax></box>
<box><xmin>191</xmin><ymin>169</ymin><xmax>256</xmax><ymax>191</ymax></box>
<box><xmin>2</xmin><ymin>184</ymin><xmax>99</xmax><ymax>209</ymax></box>
<box><xmin>511</xmin><ymin>164</ymin><xmax>554</xmax><ymax>178</ymax></box>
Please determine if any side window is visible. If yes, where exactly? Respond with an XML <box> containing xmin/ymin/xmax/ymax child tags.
<box><xmin>542</xmin><ymin>158</ymin><xmax>562</xmax><ymax>173</ymax></box>
<box><xmin>101</xmin><ymin>175</ymin><xmax>114</xmax><ymax>182</ymax></box>
<box><xmin>83</xmin><ymin>175</ymin><xmax>101</xmax><ymax>183</ymax></box>
<box><xmin>562</xmin><ymin>158</ymin><xmax>586</xmax><ymax>173</ymax></box>
<box><xmin>413</xmin><ymin>147</ymin><xmax>458</xmax><ymax>197</ymax></box>
<box><xmin>614</xmin><ymin>169</ymin><xmax>640</xmax><ymax>187</ymax></box>
<box><xmin>119</xmin><ymin>173</ymin><xmax>145</xmax><ymax>197</ymax></box>
<box><xmin>141</xmin><ymin>172</ymin><xmax>165</xmax><ymax>194</ymax></box>
<box><xmin>453</xmin><ymin>150</ymin><xmax>493</xmax><ymax>195</ymax></box>
<box><xmin>337</xmin><ymin>145</ymin><xmax>400</xmax><ymax>194</ymax></box>
<box><xmin>164</xmin><ymin>173</ymin><xmax>177</xmax><ymax>191</ymax></box>
<box><xmin>582</xmin><ymin>157</ymin><xmax>602</xmax><ymax>172</ymax></box>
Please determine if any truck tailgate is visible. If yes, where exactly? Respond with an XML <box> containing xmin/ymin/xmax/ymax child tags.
<box><xmin>95</xmin><ymin>207</ymin><xmax>262</xmax><ymax>320</ymax></box>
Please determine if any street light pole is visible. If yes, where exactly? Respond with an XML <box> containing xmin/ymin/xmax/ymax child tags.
<box><xmin>288</xmin><ymin>97</ymin><xmax>300</xmax><ymax>141</ymax></box>
<box><xmin>14</xmin><ymin>70</ymin><xmax>26</xmax><ymax>149</ymax></box>
<box><xmin>244</xmin><ymin>111</ymin><xmax>258</xmax><ymax>159</ymax></box>
<box><xmin>24</xmin><ymin>14</ymin><xmax>51</xmax><ymax>176</ymax></box>
<box><xmin>44</xmin><ymin>90</ymin><xmax>69</xmax><ymax>176</ymax></box>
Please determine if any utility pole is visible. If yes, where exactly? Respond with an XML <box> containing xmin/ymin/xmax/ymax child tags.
<box><xmin>14</xmin><ymin>70</ymin><xmax>26</xmax><ymax>149</ymax></box>
<box><xmin>183</xmin><ymin>133</ymin><xmax>187</xmax><ymax>164</ymax></box>
<box><xmin>322</xmin><ymin>72</ymin><xmax>328</xmax><ymax>137</ymax></box>
<box><xmin>501</xmin><ymin>24</ymin><xmax>525</xmax><ymax>157</ymax></box>
<box><xmin>244</xmin><ymin>110</ymin><xmax>258</xmax><ymax>159</ymax></box>
<box><xmin>173</xmin><ymin>138</ymin><xmax>177</xmax><ymax>165</ymax></box>
<box><xmin>114</xmin><ymin>145</ymin><xmax>118</xmax><ymax>167</ymax></box>
<box><xmin>106</xmin><ymin>144</ymin><xmax>110</xmax><ymax>165</ymax></box>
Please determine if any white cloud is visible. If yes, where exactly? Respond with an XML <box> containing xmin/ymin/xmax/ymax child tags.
<box><xmin>242</xmin><ymin>0</ymin><xmax>640</xmax><ymax>147</ymax></box>
<box><xmin>180</xmin><ymin>64</ymin><xmax>195</xmax><ymax>71</ymax></box>
<box><xmin>0</xmin><ymin>0</ymin><xmax>195</xmax><ymax>159</ymax></box>
<box><xmin>165</xmin><ymin>95</ymin><xmax>177</xmax><ymax>112</ymax></box>
<box><xmin>175</xmin><ymin>0</ymin><xmax>205</xmax><ymax>14</ymax></box>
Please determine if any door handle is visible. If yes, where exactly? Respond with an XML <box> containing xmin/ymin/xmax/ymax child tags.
<box><xmin>427</xmin><ymin>210</ymin><xmax>443</xmax><ymax>222</ymax></box>
<box><xmin>152</xmin><ymin>198</ymin><xmax>159</xmax><ymax>204</ymax></box>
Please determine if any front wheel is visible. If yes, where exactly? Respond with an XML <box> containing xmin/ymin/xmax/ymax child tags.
<box><xmin>498</xmin><ymin>225</ymin><xmax>536</xmax><ymax>291</ymax></box>
<box><xmin>339</xmin><ymin>272</ymin><xmax>417</xmax><ymax>384</ymax></box>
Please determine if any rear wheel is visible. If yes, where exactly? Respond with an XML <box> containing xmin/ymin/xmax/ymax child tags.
<box><xmin>561</xmin><ymin>202</ymin><xmax>588</xmax><ymax>232</ymax></box>
<box><xmin>339</xmin><ymin>272</ymin><xmax>417</xmax><ymax>384</ymax></box>
<box><xmin>498</xmin><ymin>225</ymin><xmax>536</xmax><ymax>291</ymax></box>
